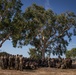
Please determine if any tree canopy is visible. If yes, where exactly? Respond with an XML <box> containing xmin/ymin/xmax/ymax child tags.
<box><xmin>0</xmin><ymin>2</ymin><xmax>76</xmax><ymax>59</ymax></box>
<box><xmin>23</xmin><ymin>4</ymin><xmax>76</xmax><ymax>59</ymax></box>
<box><xmin>0</xmin><ymin>0</ymin><xmax>25</xmax><ymax>47</ymax></box>
<box><xmin>28</xmin><ymin>48</ymin><xmax>42</xmax><ymax>59</ymax></box>
<box><xmin>0</xmin><ymin>52</ymin><xmax>10</xmax><ymax>56</ymax></box>
<box><xmin>66</xmin><ymin>48</ymin><xmax>76</xmax><ymax>58</ymax></box>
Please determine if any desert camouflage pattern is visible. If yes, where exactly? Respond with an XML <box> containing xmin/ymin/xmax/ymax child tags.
<box><xmin>0</xmin><ymin>55</ymin><xmax>73</xmax><ymax>70</ymax></box>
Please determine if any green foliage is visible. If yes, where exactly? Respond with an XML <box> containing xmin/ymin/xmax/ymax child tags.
<box><xmin>28</xmin><ymin>48</ymin><xmax>42</xmax><ymax>59</ymax></box>
<box><xmin>23</xmin><ymin>4</ymin><xmax>76</xmax><ymax>58</ymax></box>
<box><xmin>0</xmin><ymin>0</ymin><xmax>26</xmax><ymax>47</ymax></box>
<box><xmin>71</xmin><ymin>48</ymin><xmax>76</xmax><ymax>58</ymax></box>
<box><xmin>0</xmin><ymin>2</ymin><xmax>76</xmax><ymax>59</ymax></box>
<box><xmin>66</xmin><ymin>48</ymin><xmax>76</xmax><ymax>58</ymax></box>
<box><xmin>66</xmin><ymin>50</ymin><xmax>72</xmax><ymax>58</ymax></box>
<box><xmin>0</xmin><ymin>52</ymin><xmax>10</xmax><ymax>56</ymax></box>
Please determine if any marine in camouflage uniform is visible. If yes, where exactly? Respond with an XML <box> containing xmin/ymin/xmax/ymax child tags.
<box><xmin>48</xmin><ymin>57</ymin><xmax>51</xmax><ymax>67</ymax></box>
<box><xmin>15</xmin><ymin>54</ymin><xmax>19</xmax><ymax>70</ymax></box>
<box><xmin>19</xmin><ymin>55</ymin><xmax>23</xmax><ymax>71</ymax></box>
<box><xmin>0</xmin><ymin>56</ymin><xmax>4</xmax><ymax>69</ymax></box>
<box><xmin>12</xmin><ymin>55</ymin><xmax>15</xmax><ymax>69</ymax></box>
<box><xmin>4</xmin><ymin>55</ymin><xmax>8</xmax><ymax>69</ymax></box>
<box><xmin>8</xmin><ymin>55</ymin><xmax>13</xmax><ymax>69</ymax></box>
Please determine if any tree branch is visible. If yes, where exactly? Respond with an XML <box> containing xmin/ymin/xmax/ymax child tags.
<box><xmin>46</xmin><ymin>25</ymin><xmax>72</xmax><ymax>47</ymax></box>
<box><xmin>0</xmin><ymin>32</ymin><xmax>12</xmax><ymax>47</ymax></box>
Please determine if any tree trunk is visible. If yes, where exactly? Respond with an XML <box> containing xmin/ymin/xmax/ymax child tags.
<box><xmin>42</xmin><ymin>49</ymin><xmax>45</xmax><ymax>59</ymax></box>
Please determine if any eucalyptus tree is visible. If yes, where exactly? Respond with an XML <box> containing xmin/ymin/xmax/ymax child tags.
<box><xmin>0</xmin><ymin>2</ymin><xmax>76</xmax><ymax>60</ymax></box>
<box><xmin>28</xmin><ymin>48</ymin><xmax>42</xmax><ymax>59</ymax></box>
<box><xmin>0</xmin><ymin>0</ymin><xmax>25</xmax><ymax>47</ymax></box>
<box><xmin>23</xmin><ymin>4</ymin><xmax>76</xmax><ymax>59</ymax></box>
<box><xmin>66</xmin><ymin>50</ymin><xmax>71</xmax><ymax>58</ymax></box>
<box><xmin>66</xmin><ymin>48</ymin><xmax>76</xmax><ymax>58</ymax></box>
<box><xmin>71</xmin><ymin>48</ymin><xmax>76</xmax><ymax>58</ymax></box>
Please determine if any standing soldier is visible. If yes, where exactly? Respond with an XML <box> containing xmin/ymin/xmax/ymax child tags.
<box><xmin>8</xmin><ymin>55</ymin><xmax>12</xmax><ymax>69</ymax></box>
<box><xmin>4</xmin><ymin>55</ymin><xmax>7</xmax><ymax>69</ymax></box>
<box><xmin>19</xmin><ymin>55</ymin><xmax>23</xmax><ymax>71</ymax></box>
<box><xmin>48</xmin><ymin>57</ymin><xmax>51</xmax><ymax>67</ymax></box>
<box><xmin>0</xmin><ymin>56</ymin><xmax>4</xmax><ymax>69</ymax></box>
<box><xmin>0</xmin><ymin>56</ymin><xmax>1</xmax><ymax>68</ymax></box>
<box><xmin>15</xmin><ymin>54</ymin><xmax>19</xmax><ymax>70</ymax></box>
<box><xmin>12</xmin><ymin>55</ymin><xmax>15</xmax><ymax>69</ymax></box>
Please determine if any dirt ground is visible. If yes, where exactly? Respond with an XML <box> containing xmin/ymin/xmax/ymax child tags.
<box><xmin>0</xmin><ymin>63</ymin><xmax>76</xmax><ymax>75</ymax></box>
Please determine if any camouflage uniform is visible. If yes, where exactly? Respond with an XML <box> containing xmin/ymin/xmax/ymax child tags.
<box><xmin>19</xmin><ymin>55</ymin><xmax>23</xmax><ymax>71</ymax></box>
<box><xmin>0</xmin><ymin>56</ymin><xmax>4</xmax><ymax>69</ymax></box>
<box><xmin>4</xmin><ymin>55</ymin><xmax>8</xmax><ymax>69</ymax></box>
<box><xmin>48</xmin><ymin>58</ymin><xmax>51</xmax><ymax>67</ymax></box>
<box><xmin>15</xmin><ymin>55</ymin><xmax>19</xmax><ymax>70</ymax></box>
<box><xmin>8</xmin><ymin>55</ymin><xmax>12</xmax><ymax>69</ymax></box>
<box><xmin>12</xmin><ymin>55</ymin><xmax>15</xmax><ymax>69</ymax></box>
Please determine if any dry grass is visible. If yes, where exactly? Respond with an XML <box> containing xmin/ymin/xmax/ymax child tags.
<box><xmin>0</xmin><ymin>63</ymin><xmax>76</xmax><ymax>75</ymax></box>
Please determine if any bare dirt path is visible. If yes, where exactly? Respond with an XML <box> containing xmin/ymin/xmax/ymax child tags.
<box><xmin>0</xmin><ymin>68</ymin><xmax>76</xmax><ymax>75</ymax></box>
<box><xmin>0</xmin><ymin>63</ymin><xmax>76</xmax><ymax>75</ymax></box>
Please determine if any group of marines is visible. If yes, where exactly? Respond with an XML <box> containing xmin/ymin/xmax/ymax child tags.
<box><xmin>0</xmin><ymin>54</ymin><xmax>24</xmax><ymax>71</ymax></box>
<box><xmin>0</xmin><ymin>54</ymin><xmax>73</xmax><ymax>71</ymax></box>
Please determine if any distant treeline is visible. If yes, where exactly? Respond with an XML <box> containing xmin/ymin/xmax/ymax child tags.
<box><xmin>0</xmin><ymin>52</ymin><xmax>11</xmax><ymax>56</ymax></box>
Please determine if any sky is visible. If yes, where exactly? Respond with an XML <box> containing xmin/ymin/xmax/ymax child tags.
<box><xmin>0</xmin><ymin>0</ymin><xmax>76</xmax><ymax>58</ymax></box>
